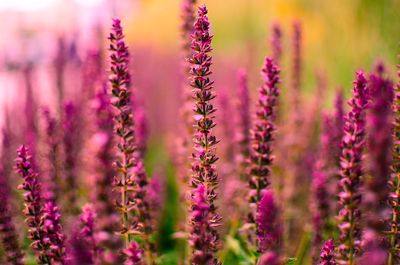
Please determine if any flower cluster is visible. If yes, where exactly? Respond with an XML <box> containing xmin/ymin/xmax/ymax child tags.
<box><xmin>336</xmin><ymin>71</ymin><xmax>368</xmax><ymax>264</ymax></box>
<box><xmin>318</xmin><ymin>239</ymin><xmax>337</xmax><ymax>265</ymax></box>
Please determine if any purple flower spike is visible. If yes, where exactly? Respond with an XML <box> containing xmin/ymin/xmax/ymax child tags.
<box><xmin>181</xmin><ymin>0</ymin><xmax>197</xmax><ymax>56</ymax></box>
<box><xmin>236</xmin><ymin>69</ymin><xmax>251</xmax><ymax>180</ymax></box>
<box><xmin>123</xmin><ymin>241</ymin><xmax>144</xmax><ymax>265</ymax></box>
<box><xmin>43</xmin><ymin>201</ymin><xmax>66</xmax><ymax>263</ymax></box>
<box><xmin>388</xmin><ymin>62</ymin><xmax>400</xmax><ymax>265</ymax></box>
<box><xmin>270</xmin><ymin>23</ymin><xmax>282</xmax><ymax>64</ymax></box>
<box><xmin>318</xmin><ymin>239</ymin><xmax>337</xmax><ymax>265</ymax></box>
<box><xmin>248</xmin><ymin>57</ymin><xmax>280</xmax><ymax>224</ymax></box>
<box><xmin>336</xmin><ymin>71</ymin><xmax>368</xmax><ymax>264</ymax></box>
<box><xmin>188</xmin><ymin>5</ymin><xmax>221</xmax><ymax>265</ymax></box>
<box><xmin>16</xmin><ymin>145</ymin><xmax>52</xmax><ymax>264</ymax></box>
<box><xmin>290</xmin><ymin>21</ymin><xmax>302</xmax><ymax>115</ymax></box>
<box><xmin>256</xmin><ymin>190</ymin><xmax>282</xmax><ymax>254</ymax></box>
<box><xmin>109</xmin><ymin>18</ymin><xmax>137</xmax><ymax>244</ymax></box>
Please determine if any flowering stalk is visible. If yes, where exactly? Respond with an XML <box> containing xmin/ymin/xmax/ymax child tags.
<box><xmin>256</xmin><ymin>190</ymin><xmax>282</xmax><ymax>254</ymax></box>
<box><xmin>336</xmin><ymin>71</ymin><xmax>368</xmax><ymax>264</ymax></box>
<box><xmin>248</xmin><ymin>57</ymin><xmax>280</xmax><ymax>224</ymax></box>
<box><xmin>318</xmin><ymin>239</ymin><xmax>337</xmax><ymax>265</ymax></box>
<box><xmin>109</xmin><ymin>20</ymin><xmax>149</xmax><ymax>263</ymax></box>
<box><xmin>188</xmin><ymin>5</ymin><xmax>221</xmax><ymax>265</ymax></box>
<box><xmin>236</xmin><ymin>69</ymin><xmax>251</xmax><ymax>181</ymax></box>
<box><xmin>388</xmin><ymin>61</ymin><xmax>400</xmax><ymax>265</ymax></box>
<box><xmin>361</xmin><ymin>71</ymin><xmax>394</xmax><ymax>263</ymax></box>
<box><xmin>92</xmin><ymin>87</ymin><xmax>124</xmax><ymax>264</ymax></box>
<box><xmin>270</xmin><ymin>23</ymin><xmax>282</xmax><ymax>64</ymax></box>
<box><xmin>16</xmin><ymin>145</ymin><xmax>52</xmax><ymax>264</ymax></box>
<box><xmin>108</xmin><ymin>18</ymin><xmax>137</xmax><ymax>245</ymax></box>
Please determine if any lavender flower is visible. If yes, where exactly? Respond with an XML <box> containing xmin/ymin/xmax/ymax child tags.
<box><xmin>318</xmin><ymin>239</ymin><xmax>337</xmax><ymax>265</ymax></box>
<box><xmin>188</xmin><ymin>6</ymin><xmax>221</xmax><ymax>264</ymax></box>
<box><xmin>181</xmin><ymin>0</ymin><xmax>197</xmax><ymax>58</ymax></box>
<box><xmin>270</xmin><ymin>23</ymin><xmax>282</xmax><ymax>64</ymax></box>
<box><xmin>236</xmin><ymin>69</ymin><xmax>251</xmax><ymax>181</ymax></box>
<box><xmin>361</xmin><ymin>71</ymin><xmax>394</xmax><ymax>263</ymax></box>
<box><xmin>388</xmin><ymin>62</ymin><xmax>400</xmax><ymax>265</ymax></box>
<box><xmin>109</xmin><ymin>18</ymin><xmax>137</xmax><ymax>244</ymax></box>
<box><xmin>16</xmin><ymin>145</ymin><xmax>51</xmax><ymax>264</ymax></box>
<box><xmin>256</xmin><ymin>190</ymin><xmax>282</xmax><ymax>253</ymax></box>
<box><xmin>336</xmin><ymin>71</ymin><xmax>368</xmax><ymax>264</ymax></box>
<box><xmin>123</xmin><ymin>241</ymin><xmax>144</xmax><ymax>265</ymax></box>
<box><xmin>43</xmin><ymin>201</ymin><xmax>66</xmax><ymax>263</ymax></box>
<box><xmin>248</xmin><ymin>57</ymin><xmax>280</xmax><ymax>224</ymax></box>
<box><xmin>0</xmin><ymin>169</ymin><xmax>24</xmax><ymax>265</ymax></box>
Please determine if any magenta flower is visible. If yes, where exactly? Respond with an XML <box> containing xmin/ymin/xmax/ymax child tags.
<box><xmin>16</xmin><ymin>145</ymin><xmax>52</xmax><ymax>264</ymax></box>
<box><xmin>336</xmin><ymin>71</ymin><xmax>368</xmax><ymax>264</ymax></box>
<box><xmin>123</xmin><ymin>241</ymin><xmax>144</xmax><ymax>265</ymax></box>
<box><xmin>270</xmin><ymin>22</ymin><xmax>282</xmax><ymax>64</ymax></box>
<box><xmin>256</xmin><ymin>190</ymin><xmax>282</xmax><ymax>253</ymax></box>
<box><xmin>43</xmin><ymin>201</ymin><xmax>66</xmax><ymax>263</ymax></box>
<box><xmin>188</xmin><ymin>5</ymin><xmax>221</xmax><ymax>264</ymax></box>
<box><xmin>248</xmin><ymin>57</ymin><xmax>280</xmax><ymax>224</ymax></box>
<box><xmin>290</xmin><ymin>21</ymin><xmax>302</xmax><ymax>115</ymax></box>
<box><xmin>318</xmin><ymin>239</ymin><xmax>337</xmax><ymax>265</ymax></box>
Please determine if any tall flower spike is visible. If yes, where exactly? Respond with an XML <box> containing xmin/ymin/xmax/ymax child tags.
<box><xmin>123</xmin><ymin>241</ymin><xmax>144</xmax><ymax>265</ymax></box>
<box><xmin>248</xmin><ymin>57</ymin><xmax>280</xmax><ymax>224</ymax></box>
<box><xmin>109</xmin><ymin>18</ymin><xmax>137</xmax><ymax>244</ymax></box>
<box><xmin>336</xmin><ymin>71</ymin><xmax>368</xmax><ymax>264</ymax></box>
<box><xmin>318</xmin><ymin>239</ymin><xmax>337</xmax><ymax>265</ymax></box>
<box><xmin>270</xmin><ymin>23</ymin><xmax>282</xmax><ymax>64</ymax></box>
<box><xmin>79</xmin><ymin>204</ymin><xmax>97</xmax><ymax>262</ymax></box>
<box><xmin>361</xmin><ymin>71</ymin><xmax>394</xmax><ymax>264</ymax></box>
<box><xmin>188</xmin><ymin>5</ymin><xmax>221</xmax><ymax>265</ymax></box>
<box><xmin>15</xmin><ymin>145</ymin><xmax>52</xmax><ymax>264</ymax></box>
<box><xmin>236</xmin><ymin>69</ymin><xmax>251</xmax><ymax>181</ymax></box>
<box><xmin>388</xmin><ymin>60</ymin><xmax>400</xmax><ymax>265</ymax></box>
<box><xmin>256</xmin><ymin>190</ymin><xmax>282</xmax><ymax>254</ymax></box>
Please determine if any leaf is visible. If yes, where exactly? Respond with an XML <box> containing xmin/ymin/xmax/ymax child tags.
<box><xmin>285</xmin><ymin>258</ymin><xmax>297</xmax><ymax>265</ymax></box>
